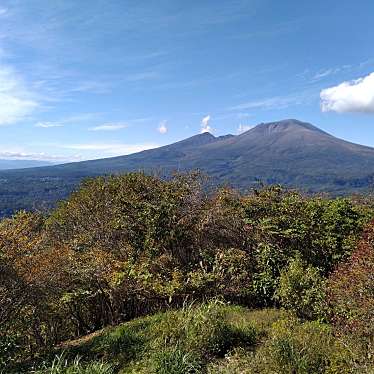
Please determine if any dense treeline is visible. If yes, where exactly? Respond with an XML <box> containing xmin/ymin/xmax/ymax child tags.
<box><xmin>1</xmin><ymin>172</ymin><xmax>374</xmax><ymax>372</ymax></box>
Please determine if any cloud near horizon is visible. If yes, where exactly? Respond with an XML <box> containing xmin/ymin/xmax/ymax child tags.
<box><xmin>320</xmin><ymin>72</ymin><xmax>374</xmax><ymax>113</ymax></box>
<box><xmin>201</xmin><ymin>115</ymin><xmax>212</xmax><ymax>133</ymax></box>
<box><xmin>0</xmin><ymin>150</ymin><xmax>80</xmax><ymax>162</ymax></box>
<box><xmin>158</xmin><ymin>120</ymin><xmax>168</xmax><ymax>134</ymax></box>
<box><xmin>237</xmin><ymin>124</ymin><xmax>254</xmax><ymax>134</ymax></box>
<box><xmin>62</xmin><ymin>142</ymin><xmax>159</xmax><ymax>156</ymax></box>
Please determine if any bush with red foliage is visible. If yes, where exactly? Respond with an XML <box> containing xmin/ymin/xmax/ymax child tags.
<box><xmin>328</xmin><ymin>220</ymin><xmax>374</xmax><ymax>352</ymax></box>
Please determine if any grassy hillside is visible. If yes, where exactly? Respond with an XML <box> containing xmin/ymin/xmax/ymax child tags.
<box><xmin>29</xmin><ymin>302</ymin><xmax>371</xmax><ymax>373</ymax></box>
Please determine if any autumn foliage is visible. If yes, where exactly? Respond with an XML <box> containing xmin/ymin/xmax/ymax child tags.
<box><xmin>0</xmin><ymin>172</ymin><xmax>373</xmax><ymax>370</ymax></box>
<box><xmin>328</xmin><ymin>220</ymin><xmax>374</xmax><ymax>354</ymax></box>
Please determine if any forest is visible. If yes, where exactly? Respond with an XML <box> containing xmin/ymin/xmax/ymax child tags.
<box><xmin>1</xmin><ymin>172</ymin><xmax>374</xmax><ymax>373</ymax></box>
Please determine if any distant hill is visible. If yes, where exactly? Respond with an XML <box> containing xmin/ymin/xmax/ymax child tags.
<box><xmin>0</xmin><ymin>159</ymin><xmax>53</xmax><ymax>170</ymax></box>
<box><xmin>1</xmin><ymin>119</ymin><xmax>374</xmax><ymax>216</ymax></box>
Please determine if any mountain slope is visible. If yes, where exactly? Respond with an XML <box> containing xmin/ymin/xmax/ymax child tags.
<box><xmin>1</xmin><ymin>119</ymin><xmax>374</xmax><ymax>216</ymax></box>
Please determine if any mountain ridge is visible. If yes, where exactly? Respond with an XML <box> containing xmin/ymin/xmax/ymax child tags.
<box><xmin>1</xmin><ymin>119</ymin><xmax>374</xmax><ymax>216</ymax></box>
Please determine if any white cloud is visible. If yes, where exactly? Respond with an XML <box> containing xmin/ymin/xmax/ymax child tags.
<box><xmin>320</xmin><ymin>72</ymin><xmax>374</xmax><ymax>113</ymax></box>
<box><xmin>89</xmin><ymin>123</ymin><xmax>128</xmax><ymax>131</ymax></box>
<box><xmin>0</xmin><ymin>65</ymin><xmax>38</xmax><ymax>125</ymax></box>
<box><xmin>201</xmin><ymin>115</ymin><xmax>213</xmax><ymax>133</ymax></box>
<box><xmin>158</xmin><ymin>120</ymin><xmax>168</xmax><ymax>134</ymax></box>
<box><xmin>237</xmin><ymin>124</ymin><xmax>254</xmax><ymax>134</ymax></box>
<box><xmin>35</xmin><ymin>122</ymin><xmax>63</xmax><ymax>128</ymax></box>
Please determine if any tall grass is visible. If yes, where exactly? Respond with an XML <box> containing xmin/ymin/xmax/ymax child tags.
<box><xmin>29</xmin><ymin>301</ymin><xmax>372</xmax><ymax>374</ymax></box>
<box><xmin>34</xmin><ymin>353</ymin><xmax>114</xmax><ymax>374</ymax></box>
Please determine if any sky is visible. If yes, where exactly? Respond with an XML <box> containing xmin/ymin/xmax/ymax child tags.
<box><xmin>0</xmin><ymin>0</ymin><xmax>373</xmax><ymax>162</ymax></box>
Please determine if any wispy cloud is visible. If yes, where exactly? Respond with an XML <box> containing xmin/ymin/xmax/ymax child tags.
<box><xmin>229</xmin><ymin>93</ymin><xmax>311</xmax><ymax>111</ymax></box>
<box><xmin>125</xmin><ymin>71</ymin><xmax>160</xmax><ymax>82</ymax></box>
<box><xmin>299</xmin><ymin>60</ymin><xmax>373</xmax><ymax>83</ymax></box>
<box><xmin>0</xmin><ymin>150</ymin><xmax>80</xmax><ymax>162</ymax></box>
<box><xmin>320</xmin><ymin>72</ymin><xmax>374</xmax><ymax>113</ymax></box>
<box><xmin>89</xmin><ymin>123</ymin><xmax>128</xmax><ymax>131</ymax></box>
<box><xmin>61</xmin><ymin>142</ymin><xmax>159</xmax><ymax>156</ymax></box>
<box><xmin>237</xmin><ymin>112</ymin><xmax>252</xmax><ymax>119</ymax></box>
<box><xmin>157</xmin><ymin>120</ymin><xmax>168</xmax><ymax>134</ymax></box>
<box><xmin>35</xmin><ymin>113</ymin><xmax>101</xmax><ymax>129</ymax></box>
<box><xmin>0</xmin><ymin>65</ymin><xmax>38</xmax><ymax>125</ymax></box>
<box><xmin>0</xmin><ymin>7</ymin><xmax>8</xmax><ymax>17</ymax></box>
<box><xmin>311</xmin><ymin>65</ymin><xmax>352</xmax><ymax>81</ymax></box>
<box><xmin>313</xmin><ymin>68</ymin><xmax>336</xmax><ymax>80</ymax></box>
<box><xmin>35</xmin><ymin>122</ymin><xmax>63</xmax><ymax>128</ymax></box>
<box><xmin>237</xmin><ymin>124</ymin><xmax>254</xmax><ymax>134</ymax></box>
<box><xmin>68</xmin><ymin>80</ymin><xmax>113</xmax><ymax>94</ymax></box>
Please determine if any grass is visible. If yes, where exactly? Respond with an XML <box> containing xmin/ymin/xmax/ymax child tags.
<box><xmin>33</xmin><ymin>354</ymin><xmax>114</xmax><ymax>374</ymax></box>
<box><xmin>18</xmin><ymin>301</ymin><xmax>372</xmax><ymax>374</ymax></box>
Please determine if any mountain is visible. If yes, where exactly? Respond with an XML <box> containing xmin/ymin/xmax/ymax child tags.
<box><xmin>0</xmin><ymin>159</ymin><xmax>53</xmax><ymax>170</ymax></box>
<box><xmin>1</xmin><ymin>119</ymin><xmax>374</xmax><ymax>217</ymax></box>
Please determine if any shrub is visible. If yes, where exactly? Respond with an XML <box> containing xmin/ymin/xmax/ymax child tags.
<box><xmin>276</xmin><ymin>256</ymin><xmax>327</xmax><ymax>320</ymax></box>
<box><xmin>151</xmin><ymin>301</ymin><xmax>240</xmax><ymax>357</ymax></box>
<box><xmin>187</xmin><ymin>248</ymin><xmax>253</xmax><ymax>301</ymax></box>
<box><xmin>328</xmin><ymin>220</ymin><xmax>374</xmax><ymax>357</ymax></box>
<box><xmin>242</xmin><ymin>187</ymin><xmax>366</xmax><ymax>305</ymax></box>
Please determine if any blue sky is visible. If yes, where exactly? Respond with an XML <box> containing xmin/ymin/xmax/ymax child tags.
<box><xmin>0</xmin><ymin>0</ymin><xmax>373</xmax><ymax>161</ymax></box>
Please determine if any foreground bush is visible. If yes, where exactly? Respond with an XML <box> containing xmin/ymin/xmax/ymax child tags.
<box><xmin>242</xmin><ymin>187</ymin><xmax>366</xmax><ymax>305</ymax></box>
<box><xmin>276</xmin><ymin>256</ymin><xmax>326</xmax><ymax>320</ymax></box>
<box><xmin>328</xmin><ymin>220</ymin><xmax>374</xmax><ymax>358</ymax></box>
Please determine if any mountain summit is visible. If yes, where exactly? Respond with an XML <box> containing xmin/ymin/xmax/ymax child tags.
<box><xmin>1</xmin><ymin>119</ymin><xmax>374</xmax><ymax>216</ymax></box>
<box><xmin>247</xmin><ymin>119</ymin><xmax>328</xmax><ymax>135</ymax></box>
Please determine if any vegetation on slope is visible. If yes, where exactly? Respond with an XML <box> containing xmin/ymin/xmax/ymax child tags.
<box><xmin>1</xmin><ymin>172</ymin><xmax>374</xmax><ymax>372</ymax></box>
<box><xmin>29</xmin><ymin>303</ymin><xmax>372</xmax><ymax>373</ymax></box>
